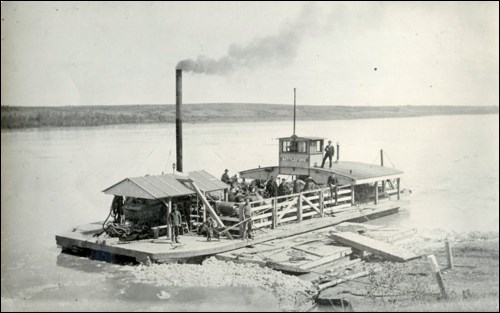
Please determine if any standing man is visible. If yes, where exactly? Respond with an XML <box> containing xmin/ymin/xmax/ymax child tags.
<box><xmin>321</xmin><ymin>140</ymin><xmax>335</xmax><ymax>168</ymax></box>
<box><xmin>278</xmin><ymin>178</ymin><xmax>287</xmax><ymax>196</ymax></box>
<box><xmin>168</xmin><ymin>204</ymin><xmax>182</xmax><ymax>243</ymax></box>
<box><xmin>266</xmin><ymin>176</ymin><xmax>278</xmax><ymax>198</ymax></box>
<box><xmin>240</xmin><ymin>198</ymin><xmax>253</xmax><ymax>240</ymax></box>
<box><xmin>221</xmin><ymin>169</ymin><xmax>230</xmax><ymax>184</ymax></box>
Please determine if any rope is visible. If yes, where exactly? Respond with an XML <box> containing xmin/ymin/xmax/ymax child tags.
<box><xmin>383</xmin><ymin>150</ymin><xmax>396</xmax><ymax>168</ymax></box>
<box><xmin>101</xmin><ymin>205</ymin><xmax>114</xmax><ymax>233</ymax></box>
<box><xmin>371</xmin><ymin>151</ymin><xmax>380</xmax><ymax>165</ymax></box>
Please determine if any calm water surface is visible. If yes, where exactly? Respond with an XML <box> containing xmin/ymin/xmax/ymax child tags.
<box><xmin>1</xmin><ymin>114</ymin><xmax>498</xmax><ymax>311</ymax></box>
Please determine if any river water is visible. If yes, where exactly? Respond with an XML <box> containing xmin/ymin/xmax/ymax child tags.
<box><xmin>1</xmin><ymin>114</ymin><xmax>498</xmax><ymax>311</ymax></box>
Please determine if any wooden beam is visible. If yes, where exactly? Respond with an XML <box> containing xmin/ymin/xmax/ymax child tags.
<box><xmin>329</xmin><ymin>231</ymin><xmax>418</xmax><ymax>262</ymax></box>
<box><xmin>428</xmin><ymin>254</ymin><xmax>448</xmax><ymax>298</ymax></box>
<box><xmin>190</xmin><ymin>181</ymin><xmax>233</xmax><ymax>239</ymax></box>
<box><xmin>374</xmin><ymin>181</ymin><xmax>379</xmax><ymax>205</ymax></box>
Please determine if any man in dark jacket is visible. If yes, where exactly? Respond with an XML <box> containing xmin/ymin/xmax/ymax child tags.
<box><xmin>168</xmin><ymin>204</ymin><xmax>182</xmax><ymax>243</ymax></box>
<box><xmin>266</xmin><ymin>176</ymin><xmax>278</xmax><ymax>198</ymax></box>
<box><xmin>221</xmin><ymin>169</ymin><xmax>230</xmax><ymax>184</ymax></box>
<box><xmin>278</xmin><ymin>178</ymin><xmax>288</xmax><ymax>196</ymax></box>
<box><xmin>321</xmin><ymin>140</ymin><xmax>335</xmax><ymax>168</ymax></box>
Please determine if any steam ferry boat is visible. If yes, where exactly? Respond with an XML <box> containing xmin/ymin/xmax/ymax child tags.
<box><xmin>56</xmin><ymin>72</ymin><xmax>408</xmax><ymax>268</ymax></box>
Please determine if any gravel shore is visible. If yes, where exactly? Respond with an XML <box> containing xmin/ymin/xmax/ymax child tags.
<box><xmin>132</xmin><ymin>257</ymin><xmax>316</xmax><ymax>311</ymax></box>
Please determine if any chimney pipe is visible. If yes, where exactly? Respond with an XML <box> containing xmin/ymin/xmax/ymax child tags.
<box><xmin>176</xmin><ymin>69</ymin><xmax>183</xmax><ymax>172</ymax></box>
<box><xmin>293</xmin><ymin>88</ymin><xmax>296</xmax><ymax>136</ymax></box>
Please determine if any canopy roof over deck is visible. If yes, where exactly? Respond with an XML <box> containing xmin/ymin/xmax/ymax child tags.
<box><xmin>240</xmin><ymin>161</ymin><xmax>403</xmax><ymax>185</ymax></box>
<box><xmin>102</xmin><ymin>170</ymin><xmax>229</xmax><ymax>200</ymax></box>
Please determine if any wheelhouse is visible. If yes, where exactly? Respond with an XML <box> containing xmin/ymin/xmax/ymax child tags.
<box><xmin>278</xmin><ymin>135</ymin><xmax>325</xmax><ymax>176</ymax></box>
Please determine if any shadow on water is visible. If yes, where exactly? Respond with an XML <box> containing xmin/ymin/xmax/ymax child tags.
<box><xmin>312</xmin><ymin>298</ymin><xmax>354</xmax><ymax>312</ymax></box>
<box><xmin>58</xmin><ymin>246</ymin><xmax>138</xmax><ymax>269</ymax></box>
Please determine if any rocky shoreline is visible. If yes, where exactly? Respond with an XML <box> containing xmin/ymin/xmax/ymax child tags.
<box><xmin>129</xmin><ymin>229</ymin><xmax>499</xmax><ymax>312</ymax></box>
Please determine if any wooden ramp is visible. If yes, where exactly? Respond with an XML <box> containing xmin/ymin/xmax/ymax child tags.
<box><xmin>329</xmin><ymin>231</ymin><xmax>418</xmax><ymax>262</ymax></box>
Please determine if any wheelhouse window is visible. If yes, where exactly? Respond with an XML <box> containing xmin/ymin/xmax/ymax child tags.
<box><xmin>311</xmin><ymin>140</ymin><xmax>322</xmax><ymax>153</ymax></box>
<box><xmin>282</xmin><ymin>140</ymin><xmax>291</xmax><ymax>152</ymax></box>
<box><xmin>282</xmin><ymin>140</ymin><xmax>306</xmax><ymax>153</ymax></box>
<box><xmin>297</xmin><ymin>141</ymin><xmax>307</xmax><ymax>153</ymax></box>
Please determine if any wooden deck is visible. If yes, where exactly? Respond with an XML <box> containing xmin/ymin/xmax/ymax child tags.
<box><xmin>239</xmin><ymin>161</ymin><xmax>403</xmax><ymax>185</ymax></box>
<box><xmin>215</xmin><ymin>222</ymin><xmax>418</xmax><ymax>275</ymax></box>
<box><xmin>56</xmin><ymin>199</ymin><xmax>405</xmax><ymax>263</ymax></box>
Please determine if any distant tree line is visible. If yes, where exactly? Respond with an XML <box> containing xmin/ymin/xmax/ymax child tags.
<box><xmin>1</xmin><ymin>104</ymin><xmax>498</xmax><ymax>129</ymax></box>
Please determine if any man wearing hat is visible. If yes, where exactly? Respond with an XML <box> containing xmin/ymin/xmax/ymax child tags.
<box><xmin>221</xmin><ymin>169</ymin><xmax>230</xmax><ymax>184</ymax></box>
<box><xmin>321</xmin><ymin>140</ymin><xmax>335</xmax><ymax>168</ymax></box>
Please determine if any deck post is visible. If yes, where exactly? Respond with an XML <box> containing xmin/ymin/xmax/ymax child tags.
<box><xmin>374</xmin><ymin>181</ymin><xmax>379</xmax><ymax>205</ymax></box>
<box><xmin>224</xmin><ymin>189</ymin><xmax>228</xmax><ymax>202</ymax></box>
<box><xmin>319</xmin><ymin>189</ymin><xmax>324</xmax><ymax>217</ymax></box>
<box><xmin>271</xmin><ymin>199</ymin><xmax>277</xmax><ymax>229</ymax></box>
<box><xmin>238</xmin><ymin>204</ymin><xmax>244</xmax><ymax>238</ymax></box>
<box><xmin>445</xmin><ymin>240</ymin><xmax>454</xmax><ymax>270</ymax></box>
<box><xmin>203</xmin><ymin>192</ymin><xmax>207</xmax><ymax>222</ymax></box>
<box><xmin>397</xmin><ymin>178</ymin><xmax>401</xmax><ymax>200</ymax></box>
<box><xmin>297</xmin><ymin>193</ymin><xmax>303</xmax><ymax>222</ymax></box>
<box><xmin>335</xmin><ymin>184</ymin><xmax>339</xmax><ymax>205</ymax></box>
<box><xmin>336</xmin><ymin>142</ymin><xmax>340</xmax><ymax>162</ymax></box>
<box><xmin>167</xmin><ymin>198</ymin><xmax>172</xmax><ymax>239</ymax></box>
<box><xmin>381</xmin><ymin>149</ymin><xmax>385</xmax><ymax>193</ymax></box>
<box><xmin>351</xmin><ymin>183</ymin><xmax>355</xmax><ymax>205</ymax></box>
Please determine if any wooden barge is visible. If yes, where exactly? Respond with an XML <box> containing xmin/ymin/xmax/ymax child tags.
<box><xmin>56</xmin><ymin>171</ymin><xmax>408</xmax><ymax>264</ymax></box>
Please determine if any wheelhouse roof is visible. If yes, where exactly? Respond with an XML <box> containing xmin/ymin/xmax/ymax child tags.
<box><xmin>102</xmin><ymin>170</ymin><xmax>228</xmax><ymax>199</ymax></box>
<box><xmin>278</xmin><ymin>136</ymin><xmax>325</xmax><ymax>141</ymax></box>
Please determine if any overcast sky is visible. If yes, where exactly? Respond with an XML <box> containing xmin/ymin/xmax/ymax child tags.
<box><xmin>1</xmin><ymin>1</ymin><xmax>498</xmax><ymax>107</ymax></box>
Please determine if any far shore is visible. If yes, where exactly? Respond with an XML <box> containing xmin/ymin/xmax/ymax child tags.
<box><xmin>1</xmin><ymin>103</ymin><xmax>498</xmax><ymax>130</ymax></box>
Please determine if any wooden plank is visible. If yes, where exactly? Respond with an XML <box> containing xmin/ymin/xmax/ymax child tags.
<box><xmin>329</xmin><ymin>231</ymin><xmax>418</xmax><ymax>262</ymax></box>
